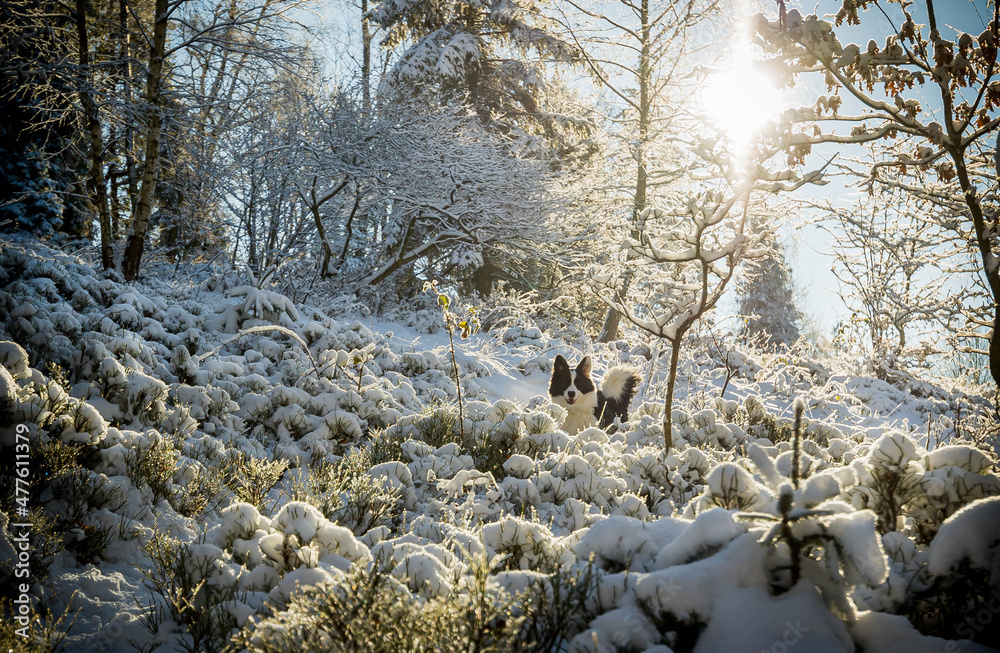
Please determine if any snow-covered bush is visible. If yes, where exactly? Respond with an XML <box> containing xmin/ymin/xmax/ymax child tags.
<box><xmin>895</xmin><ymin>496</ymin><xmax>1000</xmax><ymax>646</ymax></box>
<box><xmin>123</xmin><ymin>430</ymin><xmax>180</xmax><ymax>507</ymax></box>
<box><xmin>237</xmin><ymin>554</ymin><xmax>522</xmax><ymax>653</ymax></box>
<box><xmin>286</xmin><ymin>449</ymin><xmax>403</xmax><ymax>535</ymax></box>
<box><xmin>238</xmin><ymin>551</ymin><xmax>599</xmax><ymax>653</ymax></box>
<box><xmin>730</xmin><ymin>403</ymin><xmax>889</xmax><ymax>624</ymax></box>
<box><xmin>206</xmin><ymin>267</ymin><xmax>302</xmax><ymax>333</ymax></box>
<box><xmin>136</xmin><ymin>534</ymin><xmax>244</xmax><ymax>653</ymax></box>
<box><xmin>848</xmin><ymin>432</ymin><xmax>1000</xmax><ymax>541</ymax></box>
<box><xmin>225</xmin><ymin>451</ymin><xmax>289</xmax><ymax>511</ymax></box>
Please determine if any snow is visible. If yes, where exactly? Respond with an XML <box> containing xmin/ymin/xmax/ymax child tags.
<box><xmin>635</xmin><ymin>532</ymin><xmax>769</xmax><ymax>621</ymax></box>
<box><xmin>695</xmin><ymin>583</ymin><xmax>853</xmax><ymax>653</ymax></box>
<box><xmin>1</xmin><ymin>237</ymin><xmax>998</xmax><ymax>652</ymax></box>
<box><xmin>652</xmin><ymin>508</ymin><xmax>746</xmax><ymax>568</ymax></box>
<box><xmin>825</xmin><ymin>510</ymin><xmax>888</xmax><ymax>586</ymax></box>
<box><xmin>850</xmin><ymin>611</ymin><xmax>999</xmax><ymax>653</ymax></box>
<box><xmin>928</xmin><ymin>496</ymin><xmax>1000</xmax><ymax>578</ymax></box>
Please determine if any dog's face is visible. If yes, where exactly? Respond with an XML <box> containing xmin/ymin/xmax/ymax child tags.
<box><xmin>549</xmin><ymin>355</ymin><xmax>596</xmax><ymax>406</ymax></box>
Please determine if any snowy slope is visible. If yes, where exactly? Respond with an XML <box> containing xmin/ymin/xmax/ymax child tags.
<box><xmin>1</xmin><ymin>236</ymin><xmax>998</xmax><ymax>653</ymax></box>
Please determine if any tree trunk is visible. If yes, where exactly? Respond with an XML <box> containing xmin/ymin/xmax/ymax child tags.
<box><xmin>119</xmin><ymin>0</ymin><xmax>137</xmax><ymax>236</ymax></box>
<box><xmin>598</xmin><ymin>0</ymin><xmax>650</xmax><ymax>342</ymax></box>
<box><xmin>925</xmin><ymin>0</ymin><xmax>1000</xmax><ymax>387</ymax></box>
<box><xmin>662</xmin><ymin>338</ymin><xmax>680</xmax><ymax>452</ymax></box>
<box><xmin>309</xmin><ymin>190</ymin><xmax>335</xmax><ymax>277</ymax></box>
<box><xmin>947</xmin><ymin>146</ymin><xmax>1000</xmax><ymax>387</ymax></box>
<box><xmin>75</xmin><ymin>0</ymin><xmax>113</xmax><ymax>270</ymax></box>
<box><xmin>339</xmin><ymin>185</ymin><xmax>361</xmax><ymax>269</ymax></box>
<box><xmin>122</xmin><ymin>0</ymin><xmax>168</xmax><ymax>280</ymax></box>
<box><xmin>361</xmin><ymin>0</ymin><xmax>371</xmax><ymax>114</ymax></box>
<box><xmin>597</xmin><ymin>307</ymin><xmax>623</xmax><ymax>343</ymax></box>
<box><xmin>473</xmin><ymin>256</ymin><xmax>493</xmax><ymax>298</ymax></box>
<box><xmin>991</xmin><ymin>303</ymin><xmax>1000</xmax><ymax>387</ymax></box>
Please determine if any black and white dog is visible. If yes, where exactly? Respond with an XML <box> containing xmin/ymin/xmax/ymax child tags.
<box><xmin>549</xmin><ymin>355</ymin><xmax>641</xmax><ymax>434</ymax></box>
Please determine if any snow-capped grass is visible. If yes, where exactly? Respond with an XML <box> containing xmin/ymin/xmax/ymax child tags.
<box><xmin>0</xmin><ymin>592</ymin><xmax>79</xmax><ymax>653</ymax></box>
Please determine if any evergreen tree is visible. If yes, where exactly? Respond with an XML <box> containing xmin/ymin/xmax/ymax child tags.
<box><xmin>373</xmin><ymin>0</ymin><xmax>581</xmax><ymax>144</ymax></box>
<box><xmin>736</xmin><ymin>239</ymin><xmax>802</xmax><ymax>349</ymax></box>
<box><xmin>0</xmin><ymin>0</ymin><xmax>92</xmax><ymax>238</ymax></box>
<box><xmin>372</xmin><ymin>0</ymin><xmax>593</xmax><ymax>297</ymax></box>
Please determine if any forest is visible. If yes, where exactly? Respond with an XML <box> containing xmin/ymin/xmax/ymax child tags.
<box><xmin>1</xmin><ymin>0</ymin><xmax>1000</xmax><ymax>651</ymax></box>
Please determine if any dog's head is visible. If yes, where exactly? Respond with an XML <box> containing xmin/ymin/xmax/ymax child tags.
<box><xmin>549</xmin><ymin>355</ymin><xmax>596</xmax><ymax>405</ymax></box>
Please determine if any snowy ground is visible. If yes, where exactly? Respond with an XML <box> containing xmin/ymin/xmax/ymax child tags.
<box><xmin>1</xmin><ymin>236</ymin><xmax>999</xmax><ymax>653</ymax></box>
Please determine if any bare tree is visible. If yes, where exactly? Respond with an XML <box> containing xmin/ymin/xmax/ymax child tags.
<box><xmin>356</xmin><ymin>106</ymin><xmax>554</xmax><ymax>293</ymax></box>
<box><xmin>819</xmin><ymin>180</ymin><xmax>977</xmax><ymax>380</ymax></box>
<box><xmin>553</xmin><ymin>0</ymin><xmax>722</xmax><ymax>342</ymax></box>
<box><xmin>592</xmin><ymin>120</ymin><xmax>829</xmax><ymax>451</ymax></box>
<box><xmin>122</xmin><ymin>0</ymin><xmax>313</xmax><ymax>279</ymax></box>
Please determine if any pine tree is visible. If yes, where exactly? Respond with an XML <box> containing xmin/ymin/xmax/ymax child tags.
<box><xmin>736</xmin><ymin>239</ymin><xmax>802</xmax><ymax>349</ymax></box>
<box><xmin>372</xmin><ymin>0</ymin><xmax>592</xmax><ymax>298</ymax></box>
<box><xmin>0</xmin><ymin>0</ymin><xmax>92</xmax><ymax>239</ymax></box>
<box><xmin>373</xmin><ymin>0</ymin><xmax>580</xmax><ymax>141</ymax></box>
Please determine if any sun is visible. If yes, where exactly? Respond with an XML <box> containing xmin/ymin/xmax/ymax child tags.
<box><xmin>701</xmin><ymin>60</ymin><xmax>783</xmax><ymax>148</ymax></box>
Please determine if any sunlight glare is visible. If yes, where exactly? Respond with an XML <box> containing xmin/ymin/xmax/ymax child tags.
<box><xmin>701</xmin><ymin>60</ymin><xmax>783</xmax><ymax>149</ymax></box>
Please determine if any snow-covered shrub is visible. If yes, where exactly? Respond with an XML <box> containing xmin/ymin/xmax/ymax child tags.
<box><xmin>225</xmin><ymin>451</ymin><xmax>289</xmax><ymax>511</ymax></box>
<box><xmin>909</xmin><ymin>444</ymin><xmax>1000</xmax><ymax>542</ymax></box>
<box><xmin>741</xmin><ymin>394</ymin><xmax>793</xmax><ymax>443</ymax></box>
<box><xmin>739</xmin><ymin>404</ymin><xmax>889</xmax><ymax>620</ymax></box>
<box><xmin>287</xmin><ymin>449</ymin><xmax>403</xmax><ymax>535</ymax></box>
<box><xmin>691</xmin><ymin>462</ymin><xmax>773</xmax><ymax>512</ymax></box>
<box><xmin>206</xmin><ymin>266</ymin><xmax>302</xmax><ymax>333</ymax></box>
<box><xmin>242</xmin><ymin>501</ymin><xmax>372</xmax><ymax>601</ymax></box>
<box><xmin>515</xmin><ymin>561</ymin><xmax>600</xmax><ymax>652</ymax></box>
<box><xmin>0</xmin><ymin>340</ymin><xmax>30</xmax><ymax>379</ymax></box>
<box><xmin>847</xmin><ymin>433</ymin><xmax>999</xmax><ymax>542</ymax></box>
<box><xmin>124</xmin><ymin>430</ymin><xmax>180</xmax><ymax>506</ymax></box>
<box><xmin>49</xmin><ymin>468</ymin><xmax>128</xmax><ymax>545</ymax></box>
<box><xmin>482</xmin><ymin>517</ymin><xmax>565</xmax><ymax>572</ymax></box>
<box><xmin>383</xmin><ymin>405</ymin><xmax>519</xmax><ymax>479</ymax></box>
<box><xmin>87</xmin><ymin>355</ymin><xmax>171</xmax><ymax>429</ymax></box>
<box><xmin>137</xmin><ymin>534</ymin><xmax>244</xmax><ymax>653</ymax></box>
<box><xmin>9</xmin><ymin>366</ymin><xmax>109</xmax><ymax>446</ymax></box>
<box><xmin>619</xmin><ymin>445</ymin><xmax>712</xmax><ymax>517</ymax></box>
<box><xmin>49</xmin><ymin>399</ymin><xmax>107</xmax><ymax>445</ymax></box>
<box><xmin>238</xmin><ymin>549</ymin><xmax>599</xmax><ymax>653</ymax></box>
<box><xmin>171</xmin><ymin>345</ymin><xmax>199</xmax><ymax>384</ymax></box>
<box><xmin>238</xmin><ymin>552</ymin><xmax>525</xmax><ymax>653</ymax></box>
<box><xmin>896</xmin><ymin>497</ymin><xmax>1000</xmax><ymax>646</ymax></box>
<box><xmin>0</xmin><ymin>588</ymin><xmax>79</xmax><ymax>653</ymax></box>
<box><xmin>848</xmin><ymin>431</ymin><xmax>925</xmax><ymax>534</ymax></box>
<box><xmin>171</xmin><ymin>458</ymin><xmax>230</xmax><ymax>519</ymax></box>
<box><xmin>0</xmin><ymin>508</ymin><xmax>63</xmax><ymax>587</ymax></box>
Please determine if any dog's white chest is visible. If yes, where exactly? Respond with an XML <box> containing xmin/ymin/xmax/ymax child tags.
<box><xmin>557</xmin><ymin>396</ymin><xmax>598</xmax><ymax>435</ymax></box>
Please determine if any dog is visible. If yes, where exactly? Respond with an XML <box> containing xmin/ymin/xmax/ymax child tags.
<box><xmin>549</xmin><ymin>355</ymin><xmax>641</xmax><ymax>434</ymax></box>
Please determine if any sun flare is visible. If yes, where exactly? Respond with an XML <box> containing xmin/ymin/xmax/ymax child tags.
<box><xmin>701</xmin><ymin>60</ymin><xmax>783</xmax><ymax>148</ymax></box>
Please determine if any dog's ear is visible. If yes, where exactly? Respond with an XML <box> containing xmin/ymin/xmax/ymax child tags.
<box><xmin>553</xmin><ymin>355</ymin><xmax>569</xmax><ymax>372</ymax></box>
<box><xmin>577</xmin><ymin>356</ymin><xmax>592</xmax><ymax>377</ymax></box>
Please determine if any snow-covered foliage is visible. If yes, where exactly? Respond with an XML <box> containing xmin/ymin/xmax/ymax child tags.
<box><xmin>0</xmin><ymin>237</ymin><xmax>998</xmax><ymax>652</ymax></box>
<box><xmin>736</xmin><ymin>238</ymin><xmax>803</xmax><ymax>348</ymax></box>
<box><xmin>372</xmin><ymin>0</ymin><xmax>586</xmax><ymax>156</ymax></box>
<box><xmin>824</xmin><ymin>184</ymin><xmax>975</xmax><ymax>381</ymax></box>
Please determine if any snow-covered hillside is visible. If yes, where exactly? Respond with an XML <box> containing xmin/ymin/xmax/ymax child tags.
<box><xmin>1</xmin><ymin>236</ymin><xmax>999</xmax><ymax>653</ymax></box>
